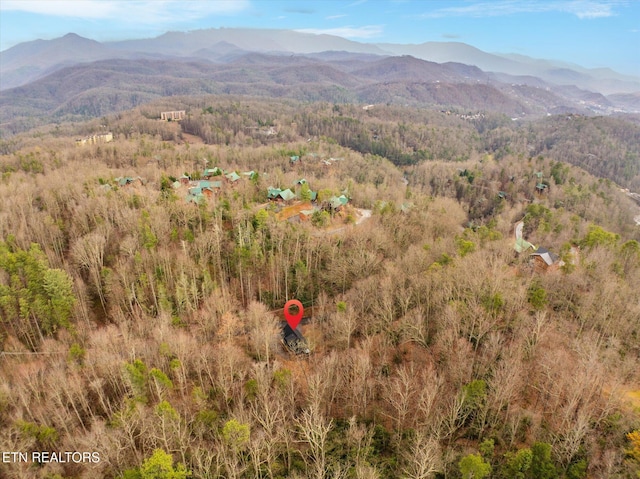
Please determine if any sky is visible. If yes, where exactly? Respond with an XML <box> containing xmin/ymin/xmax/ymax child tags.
<box><xmin>1</xmin><ymin>0</ymin><xmax>638</xmax><ymax>76</ymax></box>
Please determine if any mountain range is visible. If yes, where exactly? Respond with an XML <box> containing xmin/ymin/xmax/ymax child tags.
<box><xmin>1</xmin><ymin>29</ymin><xmax>639</xmax><ymax>134</ymax></box>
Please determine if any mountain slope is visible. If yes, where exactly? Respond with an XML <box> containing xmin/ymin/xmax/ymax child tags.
<box><xmin>2</xmin><ymin>29</ymin><xmax>638</xmax><ymax>98</ymax></box>
<box><xmin>0</xmin><ymin>33</ymin><xmax>114</xmax><ymax>89</ymax></box>
<box><xmin>1</xmin><ymin>53</ymin><xmax>603</xmax><ymax>130</ymax></box>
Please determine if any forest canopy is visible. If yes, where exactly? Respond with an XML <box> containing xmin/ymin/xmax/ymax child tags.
<box><xmin>0</xmin><ymin>96</ymin><xmax>639</xmax><ymax>479</ymax></box>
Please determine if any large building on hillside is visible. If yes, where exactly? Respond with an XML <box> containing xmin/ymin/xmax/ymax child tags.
<box><xmin>75</xmin><ymin>132</ymin><xmax>113</xmax><ymax>146</ymax></box>
<box><xmin>160</xmin><ymin>110</ymin><xmax>186</xmax><ymax>121</ymax></box>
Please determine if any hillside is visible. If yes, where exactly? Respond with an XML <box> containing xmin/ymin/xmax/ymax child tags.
<box><xmin>3</xmin><ymin>51</ymin><xmax>632</xmax><ymax>140</ymax></box>
<box><xmin>0</xmin><ymin>97</ymin><xmax>639</xmax><ymax>479</ymax></box>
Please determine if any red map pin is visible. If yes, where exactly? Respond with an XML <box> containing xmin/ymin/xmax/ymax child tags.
<box><xmin>283</xmin><ymin>299</ymin><xmax>304</xmax><ymax>329</ymax></box>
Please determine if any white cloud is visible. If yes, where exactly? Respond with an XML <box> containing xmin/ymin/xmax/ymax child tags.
<box><xmin>420</xmin><ymin>1</ymin><xmax>620</xmax><ymax>19</ymax></box>
<box><xmin>1</xmin><ymin>0</ymin><xmax>116</xmax><ymax>18</ymax></box>
<box><xmin>326</xmin><ymin>14</ymin><xmax>348</xmax><ymax>20</ymax></box>
<box><xmin>567</xmin><ymin>1</ymin><xmax>616</xmax><ymax>18</ymax></box>
<box><xmin>1</xmin><ymin>0</ymin><xmax>250</xmax><ymax>22</ymax></box>
<box><xmin>296</xmin><ymin>25</ymin><xmax>383</xmax><ymax>39</ymax></box>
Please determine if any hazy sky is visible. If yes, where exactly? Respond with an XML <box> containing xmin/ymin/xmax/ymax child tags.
<box><xmin>1</xmin><ymin>0</ymin><xmax>638</xmax><ymax>75</ymax></box>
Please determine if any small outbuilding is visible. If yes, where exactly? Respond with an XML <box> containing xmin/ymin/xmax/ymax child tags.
<box><xmin>282</xmin><ymin>324</ymin><xmax>310</xmax><ymax>354</ymax></box>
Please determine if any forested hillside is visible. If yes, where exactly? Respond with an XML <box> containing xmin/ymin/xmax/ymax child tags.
<box><xmin>0</xmin><ymin>98</ymin><xmax>639</xmax><ymax>479</ymax></box>
<box><xmin>3</xmin><ymin>49</ymin><xmax>636</xmax><ymax>140</ymax></box>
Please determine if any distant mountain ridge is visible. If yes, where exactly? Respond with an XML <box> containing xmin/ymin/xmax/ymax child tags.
<box><xmin>0</xmin><ymin>54</ymin><xmax>624</xmax><ymax>129</ymax></box>
<box><xmin>2</xmin><ymin>29</ymin><xmax>638</xmax><ymax>95</ymax></box>
<box><xmin>1</xmin><ymin>29</ymin><xmax>639</xmax><ymax>136</ymax></box>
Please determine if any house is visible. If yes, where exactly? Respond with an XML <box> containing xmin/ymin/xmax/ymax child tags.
<box><xmin>203</xmin><ymin>167</ymin><xmax>223</xmax><ymax>179</ymax></box>
<box><xmin>327</xmin><ymin>195</ymin><xmax>349</xmax><ymax>211</ymax></box>
<box><xmin>189</xmin><ymin>186</ymin><xmax>203</xmax><ymax>196</ymax></box>
<box><xmin>282</xmin><ymin>324</ymin><xmax>310</xmax><ymax>354</ymax></box>
<box><xmin>267</xmin><ymin>186</ymin><xmax>297</xmax><ymax>202</ymax></box>
<box><xmin>197</xmin><ymin>180</ymin><xmax>222</xmax><ymax>197</ymax></box>
<box><xmin>179</xmin><ymin>174</ymin><xmax>191</xmax><ymax>185</ymax></box>
<box><xmin>292</xmin><ymin>179</ymin><xmax>317</xmax><ymax>202</ymax></box>
<box><xmin>116</xmin><ymin>176</ymin><xmax>146</xmax><ymax>187</ymax></box>
<box><xmin>529</xmin><ymin>247</ymin><xmax>564</xmax><ymax>272</ymax></box>
<box><xmin>186</xmin><ymin>181</ymin><xmax>220</xmax><ymax>204</ymax></box>
<box><xmin>186</xmin><ymin>193</ymin><xmax>205</xmax><ymax>204</ymax></box>
<box><xmin>299</xmin><ymin>208</ymin><xmax>316</xmax><ymax>222</ymax></box>
<box><xmin>290</xmin><ymin>155</ymin><xmax>300</xmax><ymax>165</ymax></box>
<box><xmin>278</xmin><ymin>189</ymin><xmax>296</xmax><ymax>202</ymax></box>
<box><xmin>536</xmin><ymin>183</ymin><xmax>548</xmax><ymax>194</ymax></box>
<box><xmin>276</xmin><ymin>202</ymin><xmax>316</xmax><ymax>222</ymax></box>
<box><xmin>225</xmin><ymin>172</ymin><xmax>241</xmax><ymax>183</ymax></box>
<box><xmin>116</xmin><ymin>176</ymin><xmax>134</xmax><ymax>187</ymax></box>
<box><xmin>267</xmin><ymin>187</ymin><xmax>282</xmax><ymax>200</ymax></box>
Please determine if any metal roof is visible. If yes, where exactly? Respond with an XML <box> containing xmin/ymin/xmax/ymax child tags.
<box><xmin>531</xmin><ymin>247</ymin><xmax>559</xmax><ymax>265</ymax></box>
<box><xmin>279</xmin><ymin>189</ymin><xmax>296</xmax><ymax>201</ymax></box>
<box><xmin>226</xmin><ymin>172</ymin><xmax>241</xmax><ymax>182</ymax></box>
<box><xmin>203</xmin><ymin>167</ymin><xmax>222</xmax><ymax>176</ymax></box>
<box><xmin>514</xmin><ymin>237</ymin><xmax>535</xmax><ymax>253</ymax></box>
<box><xmin>267</xmin><ymin>187</ymin><xmax>282</xmax><ymax>199</ymax></box>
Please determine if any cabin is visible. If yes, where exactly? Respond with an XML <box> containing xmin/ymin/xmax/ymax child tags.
<box><xmin>225</xmin><ymin>172</ymin><xmax>241</xmax><ymax>183</ymax></box>
<box><xmin>203</xmin><ymin>167</ymin><xmax>223</xmax><ymax>179</ymax></box>
<box><xmin>299</xmin><ymin>208</ymin><xmax>316</xmax><ymax>222</ymax></box>
<box><xmin>279</xmin><ymin>189</ymin><xmax>296</xmax><ymax>202</ymax></box>
<box><xmin>267</xmin><ymin>187</ymin><xmax>282</xmax><ymax>200</ymax></box>
<box><xmin>326</xmin><ymin>195</ymin><xmax>349</xmax><ymax>212</ymax></box>
<box><xmin>529</xmin><ymin>247</ymin><xmax>564</xmax><ymax>272</ymax></box>
<box><xmin>116</xmin><ymin>176</ymin><xmax>146</xmax><ymax>187</ymax></box>
<box><xmin>186</xmin><ymin>193</ymin><xmax>204</xmax><ymax>204</ymax></box>
<box><xmin>282</xmin><ymin>324</ymin><xmax>310</xmax><ymax>354</ymax></box>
